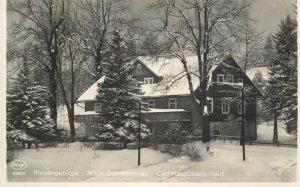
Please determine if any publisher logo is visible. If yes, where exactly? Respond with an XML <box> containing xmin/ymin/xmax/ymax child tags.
<box><xmin>10</xmin><ymin>160</ymin><xmax>28</xmax><ymax>170</ymax></box>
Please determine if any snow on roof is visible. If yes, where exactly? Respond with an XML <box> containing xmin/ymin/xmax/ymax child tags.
<box><xmin>77</xmin><ymin>76</ymin><xmax>105</xmax><ymax>102</ymax></box>
<box><xmin>138</xmin><ymin>56</ymin><xmax>200</xmax><ymax>97</ymax></box>
<box><xmin>138</xmin><ymin>56</ymin><xmax>199</xmax><ymax>77</ymax></box>
<box><xmin>207</xmin><ymin>64</ymin><xmax>218</xmax><ymax>85</ymax></box>
<box><xmin>246</xmin><ymin>67</ymin><xmax>270</xmax><ymax>81</ymax></box>
<box><xmin>77</xmin><ymin>57</ymin><xmax>201</xmax><ymax>102</ymax></box>
<box><xmin>143</xmin><ymin>108</ymin><xmax>188</xmax><ymax>113</ymax></box>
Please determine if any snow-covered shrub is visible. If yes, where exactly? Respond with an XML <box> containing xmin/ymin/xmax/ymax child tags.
<box><xmin>6</xmin><ymin>140</ymin><xmax>23</xmax><ymax>162</ymax></box>
<box><xmin>75</xmin><ymin>123</ymin><xmax>86</xmax><ymax>137</ymax></box>
<box><xmin>182</xmin><ymin>142</ymin><xmax>202</xmax><ymax>162</ymax></box>
<box><xmin>158</xmin><ymin>124</ymin><xmax>191</xmax><ymax>156</ymax></box>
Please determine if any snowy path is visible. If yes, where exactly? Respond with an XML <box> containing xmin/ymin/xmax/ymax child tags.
<box><xmin>7</xmin><ymin>141</ymin><xmax>296</xmax><ymax>182</ymax></box>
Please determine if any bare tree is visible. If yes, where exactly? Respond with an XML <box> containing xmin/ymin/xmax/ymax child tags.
<box><xmin>73</xmin><ymin>0</ymin><xmax>131</xmax><ymax>80</ymax></box>
<box><xmin>8</xmin><ymin>0</ymin><xmax>65</xmax><ymax>133</ymax></box>
<box><xmin>56</xmin><ymin>0</ymin><xmax>91</xmax><ymax>137</ymax></box>
<box><xmin>151</xmin><ymin>0</ymin><xmax>252</xmax><ymax>139</ymax></box>
<box><xmin>236</xmin><ymin>15</ymin><xmax>264</xmax><ymax>160</ymax></box>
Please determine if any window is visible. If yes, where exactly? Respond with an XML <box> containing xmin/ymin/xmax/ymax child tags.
<box><xmin>137</xmin><ymin>64</ymin><xmax>142</xmax><ymax>69</ymax></box>
<box><xmin>95</xmin><ymin>102</ymin><xmax>101</xmax><ymax>112</ymax></box>
<box><xmin>221</xmin><ymin>98</ymin><xmax>230</xmax><ymax>114</ymax></box>
<box><xmin>168</xmin><ymin>98</ymin><xmax>177</xmax><ymax>109</ymax></box>
<box><xmin>144</xmin><ymin>77</ymin><xmax>153</xmax><ymax>84</ymax></box>
<box><xmin>207</xmin><ymin>98</ymin><xmax>213</xmax><ymax>113</ymax></box>
<box><xmin>238</xmin><ymin>102</ymin><xmax>246</xmax><ymax>115</ymax></box>
<box><xmin>226</xmin><ymin>74</ymin><xmax>234</xmax><ymax>83</ymax></box>
<box><xmin>85</xmin><ymin>102</ymin><xmax>95</xmax><ymax>112</ymax></box>
<box><xmin>147</xmin><ymin>99</ymin><xmax>155</xmax><ymax>108</ymax></box>
<box><xmin>217</xmin><ymin>74</ymin><xmax>224</xmax><ymax>84</ymax></box>
<box><xmin>214</xmin><ymin>130</ymin><xmax>220</xmax><ymax>135</ymax></box>
<box><xmin>237</xmin><ymin>78</ymin><xmax>243</xmax><ymax>83</ymax></box>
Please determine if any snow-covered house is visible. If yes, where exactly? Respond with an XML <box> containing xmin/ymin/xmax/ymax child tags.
<box><xmin>74</xmin><ymin>55</ymin><xmax>262</xmax><ymax>140</ymax></box>
<box><xmin>206</xmin><ymin>56</ymin><xmax>263</xmax><ymax>140</ymax></box>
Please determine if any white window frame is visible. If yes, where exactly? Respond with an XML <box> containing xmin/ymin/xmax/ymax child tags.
<box><xmin>168</xmin><ymin>98</ymin><xmax>177</xmax><ymax>109</ymax></box>
<box><xmin>147</xmin><ymin>99</ymin><xmax>155</xmax><ymax>109</ymax></box>
<box><xmin>238</xmin><ymin>102</ymin><xmax>246</xmax><ymax>115</ymax></box>
<box><xmin>221</xmin><ymin>97</ymin><xmax>230</xmax><ymax>114</ymax></box>
<box><xmin>95</xmin><ymin>102</ymin><xmax>101</xmax><ymax>112</ymax></box>
<box><xmin>137</xmin><ymin>64</ymin><xmax>142</xmax><ymax>69</ymax></box>
<box><xmin>217</xmin><ymin>74</ymin><xmax>224</xmax><ymax>84</ymax></box>
<box><xmin>226</xmin><ymin>74</ymin><xmax>234</xmax><ymax>83</ymax></box>
<box><xmin>144</xmin><ymin>77</ymin><xmax>153</xmax><ymax>84</ymax></box>
<box><xmin>207</xmin><ymin>97</ymin><xmax>213</xmax><ymax>113</ymax></box>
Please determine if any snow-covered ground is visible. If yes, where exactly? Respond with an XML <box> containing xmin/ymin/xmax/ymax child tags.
<box><xmin>257</xmin><ymin>121</ymin><xmax>296</xmax><ymax>142</ymax></box>
<box><xmin>7</xmin><ymin>141</ymin><xmax>297</xmax><ymax>182</ymax></box>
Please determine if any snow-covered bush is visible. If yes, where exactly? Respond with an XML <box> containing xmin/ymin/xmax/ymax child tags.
<box><xmin>157</xmin><ymin>124</ymin><xmax>191</xmax><ymax>156</ymax></box>
<box><xmin>182</xmin><ymin>142</ymin><xmax>202</xmax><ymax>162</ymax></box>
<box><xmin>6</xmin><ymin>140</ymin><xmax>23</xmax><ymax>162</ymax></box>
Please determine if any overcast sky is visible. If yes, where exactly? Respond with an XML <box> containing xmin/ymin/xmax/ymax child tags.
<box><xmin>6</xmin><ymin>0</ymin><xmax>296</xmax><ymax>37</ymax></box>
<box><xmin>129</xmin><ymin>0</ymin><xmax>296</xmax><ymax>36</ymax></box>
<box><xmin>251</xmin><ymin>0</ymin><xmax>296</xmax><ymax>34</ymax></box>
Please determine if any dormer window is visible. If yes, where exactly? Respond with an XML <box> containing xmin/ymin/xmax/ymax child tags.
<box><xmin>137</xmin><ymin>64</ymin><xmax>142</xmax><ymax>69</ymax></box>
<box><xmin>144</xmin><ymin>77</ymin><xmax>153</xmax><ymax>84</ymax></box>
<box><xmin>226</xmin><ymin>74</ymin><xmax>234</xmax><ymax>83</ymax></box>
<box><xmin>217</xmin><ymin>74</ymin><xmax>224</xmax><ymax>84</ymax></box>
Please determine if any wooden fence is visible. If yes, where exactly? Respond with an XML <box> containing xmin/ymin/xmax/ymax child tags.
<box><xmin>249</xmin><ymin>140</ymin><xmax>297</xmax><ymax>148</ymax></box>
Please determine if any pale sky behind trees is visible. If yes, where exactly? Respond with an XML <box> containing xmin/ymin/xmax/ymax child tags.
<box><xmin>5</xmin><ymin>0</ymin><xmax>296</xmax><ymax>38</ymax></box>
<box><xmin>128</xmin><ymin>0</ymin><xmax>296</xmax><ymax>36</ymax></box>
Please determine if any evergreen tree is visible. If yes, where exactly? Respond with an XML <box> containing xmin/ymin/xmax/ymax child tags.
<box><xmin>262</xmin><ymin>34</ymin><xmax>276</xmax><ymax>67</ymax></box>
<box><xmin>266</xmin><ymin>14</ymin><xmax>297</xmax><ymax>138</ymax></box>
<box><xmin>93</xmin><ymin>30</ymin><xmax>150</xmax><ymax>145</ymax></box>
<box><xmin>274</xmin><ymin>14</ymin><xmax>297</xmax><ymax>136</ymax></box>
<box><xmin>7</xmin><ymin>60</ymin><xmax>56</xmax><ymax>144</ymax></box>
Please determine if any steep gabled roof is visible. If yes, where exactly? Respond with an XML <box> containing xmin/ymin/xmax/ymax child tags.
<box><xmin>77</xmin><ymin>76</ymin><xmax>105</xmax><ymax>102</ymax></box>
<box><xmin>137</xmin><ymin>56</ymin><xmax>199</xmax><ymax>77</ymax></box>
<box><xmin>207</xmin><ymin>56</ymin><xmax>263</xmax><ymax>97</ymax></box>
<box><xmin>76</xmin><ymin>55</ymin><xmax>263</xmax><ymax>102</ymax></box>
<box><xmin>77</xmin><ymin>56</ymin><xmax>200</xmax><ymax>102</ymax></box>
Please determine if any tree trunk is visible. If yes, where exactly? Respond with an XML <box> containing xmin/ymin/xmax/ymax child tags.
<box><xmin>273</xmin><ymin>108</ymin><xmax>278</xmax><ymax>143</ymax></box>
<box><xmin>48</xmin><ymin>69</ymin><xmax>58</xmax><ymax>133</ymax></box>
<box><xmin>95</xmin><ymin>49</ymin><xmax>103</xmax><ymax>80</ymax></box>
<box><xmin>68</xmin><ymin>106</ymin><xmax>76</xmax><ymax>138</ymax></box>
<box><xmin>202</xmin><ymin>113</ymin><xmax>210</xmax><ymax>143</ymax></box>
